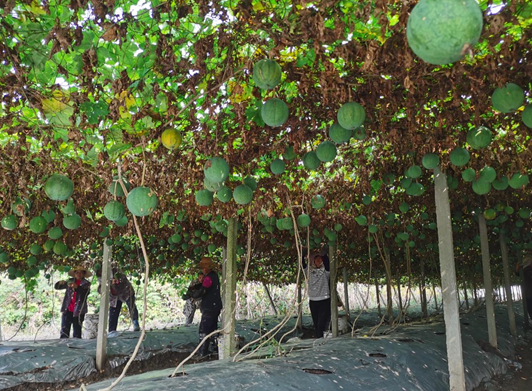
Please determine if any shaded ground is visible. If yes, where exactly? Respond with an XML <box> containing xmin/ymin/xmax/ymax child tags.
<box><xmin>474</xmin><ymin>335</ymin><xmax>532</xmax><ymax>391</ymax></box>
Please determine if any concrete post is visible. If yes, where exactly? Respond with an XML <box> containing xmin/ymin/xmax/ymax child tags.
<box><xmin>221</xmin><ymin>218</ymin><xmax>237</xmax><ymax>359</ymax></box>
<box><xmin>343</xmin><ymin>267</ymin><xmax>350</xmax><ymax>317</ymax></box>
<box><xmin>499</xmin><ymin>233</ymin><xmax>517</xmax><ymax>338</ymax></box>
<box><xmin>434</xmin><ymin>167</ymin><xmax>466</xmax><ymax>391</ymax></box>
<box><xmin>96</xmin><ymin>243</ymin><xmax>112</xmax><ymax>371</ymax></box>
<box><xmin>329</xmin><ymin>244</ymin><xmax>338</xmax><ymax>337</ymax></box>
<box><xmin>478</xmin><ymin>214</ymin><xmax>498</xmax><ymax>349</ymax></box>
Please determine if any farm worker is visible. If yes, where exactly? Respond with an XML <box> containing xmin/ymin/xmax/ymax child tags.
<box><xmin>305</xmin><ymin>251</ymin><xmax>331</xmax><ymax>338</ymax></box>
<box><xmin>96</xmin><ymin>267</ymin><xmax>140</xmax><ymax>332</ymax></box>
<box><xmin>55</xmin><ymin>266</ymin><xmax>92</xmax><ymax>338</ymax></box>
<box><xmin>182</xmin><ymin>272</ymin><xmax>205</xmax><ymax>326</ymax></box>
<box><xmin>197</xmin><ymin>257</ymin><xmax>222</xmax><ymax>356</ymax></box>
<box><xmin>517</xmin><ymin>255</ymin><xmax>532</xmax><ymax>320</ymax></box>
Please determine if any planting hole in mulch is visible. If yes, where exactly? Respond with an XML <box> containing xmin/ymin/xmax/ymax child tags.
<box><xmin>302</xmin><ymin>368</ymin><xmax>333</xmax><ymax>375</ymax></box>
<box><xmin>169</xmin><ymin>372</ymin><xmax>188</xmax><ymax>378</ymax></box>
<box><xmin>368</xmin><ymin>352</ymin><xmax>387</xmax><ymax>358</ymax></box>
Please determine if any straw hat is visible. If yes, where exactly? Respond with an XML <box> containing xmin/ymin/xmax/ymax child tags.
<box><xmin>198</xmin><ymin>257</ymin><xmax>215</xmax><ymax>270</ymax></box>
<box><xmin>68</xmin><ymin>266</ymin><xmax>92</xmax><ymax>278</ymax></box>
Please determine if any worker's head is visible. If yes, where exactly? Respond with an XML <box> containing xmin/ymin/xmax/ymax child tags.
<box><xmin>198</xmin><ymin>272</ymin><xmax>205</xmax><ymax>283</ymax></box>
<box><xmin>309</xmin><ymin>254</ymin><xmax>323</xmax><ymax>269</ymax></box>
<box><xmin>68</xmin><ymin>266</ymin><xmax>92</xmax><ymax>279</ymax></box>
<box><xmin>198</xmin><ymin>257</ymin><xmax>214</xmax><ymax>274</ymax></box>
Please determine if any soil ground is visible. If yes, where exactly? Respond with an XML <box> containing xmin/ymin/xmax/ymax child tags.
<box><xmin>474</xmin><ymin>337</ymin><xmax>532</xmax><ymax>391</ymax></box>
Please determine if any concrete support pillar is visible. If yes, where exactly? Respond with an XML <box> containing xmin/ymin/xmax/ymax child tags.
<box><xmin>434</xmin><ymin>167</ymin><xmax>466</xmax><ymax>391</ymax></box>
<box><xmin>478</xmin><ymin>214</ymin><xmax>497</xmax><ymax>349</ymax></box>
<box><xmin>329</xmin><ymin>244</ymin><xmax>338</xmax><ymax>337</ymax></box>
<box><xmin>500</xmin><ymin>233</ymin><xmax>517</xmax><ymax>338</ymax></box>
<box><xmin>96</xmin><ymin>243</ymin><xmax>112</xmax><ymax>371</ymax></box>
<box><xmin>343</xmin><ymin>267</ymin><xmax>350</xmax><ymax>317</ymax></box>
<box><xmin>221</xmin><ymin>218</ymin><xmax>237</xmax><ymax>359</ymax></box>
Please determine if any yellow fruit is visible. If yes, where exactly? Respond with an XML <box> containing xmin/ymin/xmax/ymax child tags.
<box><xmin>161</xmin><ymin>129</ymin><xmax>182</xmax><ymax>149</ymax></box>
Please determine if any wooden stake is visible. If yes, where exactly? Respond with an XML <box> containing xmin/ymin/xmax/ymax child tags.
<box><xmin>434</xmin><ymin>167</ymin><xmax>466</xmax><ymax>391</ymax></box>
<box><xmin>96</xmin><ymin>243</ymin><xmax>112</xmax><ymax>371</ymax></box>
<box><xmin>263</xmin><ymin>282</ymin><xmax>278</xmax><ymax>316</ymax></box>
<box><xmin>478</xmin><ymin>214</ymin><xmax>498</xmax><ymax>349</ymax></box>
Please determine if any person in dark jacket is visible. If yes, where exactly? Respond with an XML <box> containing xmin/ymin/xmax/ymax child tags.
<box><xmin>197</xmin><ymin>257</ymin><xmax>222</xmax><ymax>356</ymax></box>
<box><xmin>518</xmin><ymin>256</ymin><xmax>532</xmax><ymax>320</ymax></box>
<box><xmin>55</xmin><ymin>266</ymin><xmax>91</xmax><ymax>339</ymax></box>
<box><xmin>96</xmin><ymin>268</ymin><xmax>140</xmax><ymax>332</ymax></box>
<box><xmin>182</xmin><ymin>272</ymin><xmax>204</xmax><ymax>325</ymax></box>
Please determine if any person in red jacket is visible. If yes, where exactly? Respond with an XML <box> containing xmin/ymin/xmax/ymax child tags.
<box><xmin>196</xmin><ymin>257</ymin><xmax>222</xmax><ymax>356</ymax></box>
<box><xmin>55</xmin><ymin>266</ymin><xmax>91</xmax><ymax>339</ymax></box>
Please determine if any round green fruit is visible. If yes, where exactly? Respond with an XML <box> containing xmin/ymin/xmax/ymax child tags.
<box><xmin>28</xmin><ymin>216</ymin><xmax>47</xmax><ymax>234</ymax></box>
<box><xmin>311</xmin><ymin>195</ymin><xmax>325</xmax><ymax>209</ymax></box>
<box><xmin>53</xmin><ymin>241</ymin><xmax>67</xmax><ymax>255</ymax></box>
<box><xmin>406</xmin><ymin>165</ymin><xmax>422</xmax><ymax>179</ymax></box>
<box><xmin>450</xmin><ymin>147</ymin><xmax>470</xmax><ymax>167</ymax></box>
<box><xmin>44</xmin><ymin>174</ymin><xmax>74</xmax><ymax>201</ymax></box>
<box><xmin>2</xmin><ymin>215</ymin><xmax>18</xmax><ymax>231</ymax></box>
<box><xmin>115</xmin><ymin>215</ymin><xmax>128</xmax><ymax>227</ymax></box>
<box><xmin>103</xmin><ymin>201</ymin><xmax>125</xmax><ymax>222</ymax></box>
<box><xmin>204</xmin><ymin>177</ymin><xmax>222</xmax><ymax>192</ymax></box>
<box><xmin>303</xmin><ymin>151</ymin><xmax>321</xmax><ymax>170</ymax></box>
<box><xmin>108</xmin><ymin>176</ymin><xmax>131</xmax><ymax>197</ymax></box>
<box><xmin>406</xmin><ymin>182</ymin><xmax>425</xmax><ymax>196</ymax></box>
<box><xmin>467</xmin><ymin>126</ymin><xmax>492</xmax><ymax>150</ymax></box>
<box><xmin>337</xmin><ymin>102</ymin><xmax>365</xmax><ymax>130</ymax></box>
<box><xmin>243</xmin><ymin>176</ymin><xmax>257</xmax><ymax>191</ymax></box>
<box><xmin>472</xmin><ymin>180</ymin><xmax>491</xmax><ymax>195</ymax></box>
<box><xmin>422</xmin><ymin>153</ymin><xmax>439</xmax><ymax>170</ymax></box>
<box><xmin>270</xmin><ymin>159</ymin><xmax>285</xmax><ymax>175</ymax></box>
<box><xmin>297</xmin><ymin>214</ymin><xmax>311</xmax><ymax>228</ymax></box>
<box><xmin>492</xmin><ymin>83</ymin><xmax>525</xmax><ymax>113</ymax></box>
<box><xmin>204</xmin><ymin>157</ymin><xmax>230</xmax><ymax>184</ymax></box>
<box><xmin>233</xmin><ymin>185</ymin><xmax>253</xmax><ymax>205</ymax></box>
<box><xmin>523</xmin><ymin>105</ymin><xmax>532</xmax><ymax>128</ymax></box>
<box><xmin>48</xmin><ymin>226</ymin><xmax>63</xmax><ymax>240</ymax></box>
<box><xmin>126</xmin><ymin>187</ymin><xmax>158</xmax><ymax>216</ymax></box>
<box><xmin>216</xmin><ymin>186</ymin><xmax>232</xmax><ymax>203</ymax></box>
<box><xmin>479</xmin><ymin>167</ymin><xmax>496</xmax><ymax>183</ymax></box>
<box><xmin>253</xmin><ymin>59</ymin><xmax>282</xmax><ymax>90</ymax></box>
<box><xmin>283</xmin><ymin>146</ymin><xmax>297</xmax><ymax>160</ymax></box>
<box><xmin>406</xmin><ymin>0</ymin><xmax>483</xmax><ymax>65</ymax></box>
<box><xmin>261</xmin><ymin>98</ymin><xmax>289</xmax><ymax>127</ymax></box>
<box><xmin>492</xmin><ymin>176</ymin><xmax>509</xmax><ymax>191</ymax></box>
<box><xmin>329</xmin><ymin>123</ymin><xmax>352</xmax><ymax>144</ymax></box>
<box><xmin>356</xmin><ymin>215</ymin><xmax>368</xmax><ymax>226</ymax></box>
<box><xmin>316</xmin><ymin>141</ymin><xmax>337</xmax><ymax>163</ymax></box>
<box><xmin>462</xmin><ymin>168</ymin><xmax>476</xmax><ymax>182</ymax></box>
<box><xmin>30</xmin><ymin>244</ymin><xmax>42</xmax><ymax>255</ymax></box>
<box><xmin>196</xmin><ymin>189</ymin><xmax>214</xmax><ymax>206</ymax></box>
<box><xmin>509</xmin><ymin>173</ymin><xmax>529</xmax><ymax>189</ymax></box>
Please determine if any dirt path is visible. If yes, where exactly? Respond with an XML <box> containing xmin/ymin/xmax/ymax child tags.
<box><xmin>474</xmin><ymin>337</ymin><xmax>532</xmax><ymax>391</ymax></box>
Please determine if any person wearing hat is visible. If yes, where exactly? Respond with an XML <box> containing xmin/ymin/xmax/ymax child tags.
<box><xmin>55</xmin><ymin>266</ymin><xmax>92</xmax><ymax>338</ymax></box>
<box><xmin>196</xmin><ymin>257</ymin><xmax>222</xmax><ymax>356</ymax></box>
<box><xmin>517</xmin><ymin>255</ymin><xmax>532</xmax><ymax>320</ymax></box>
<box><xmin>304</xmin><ymin>250</ymin><xmax>331</xmax><ymax>338</ymax></box>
